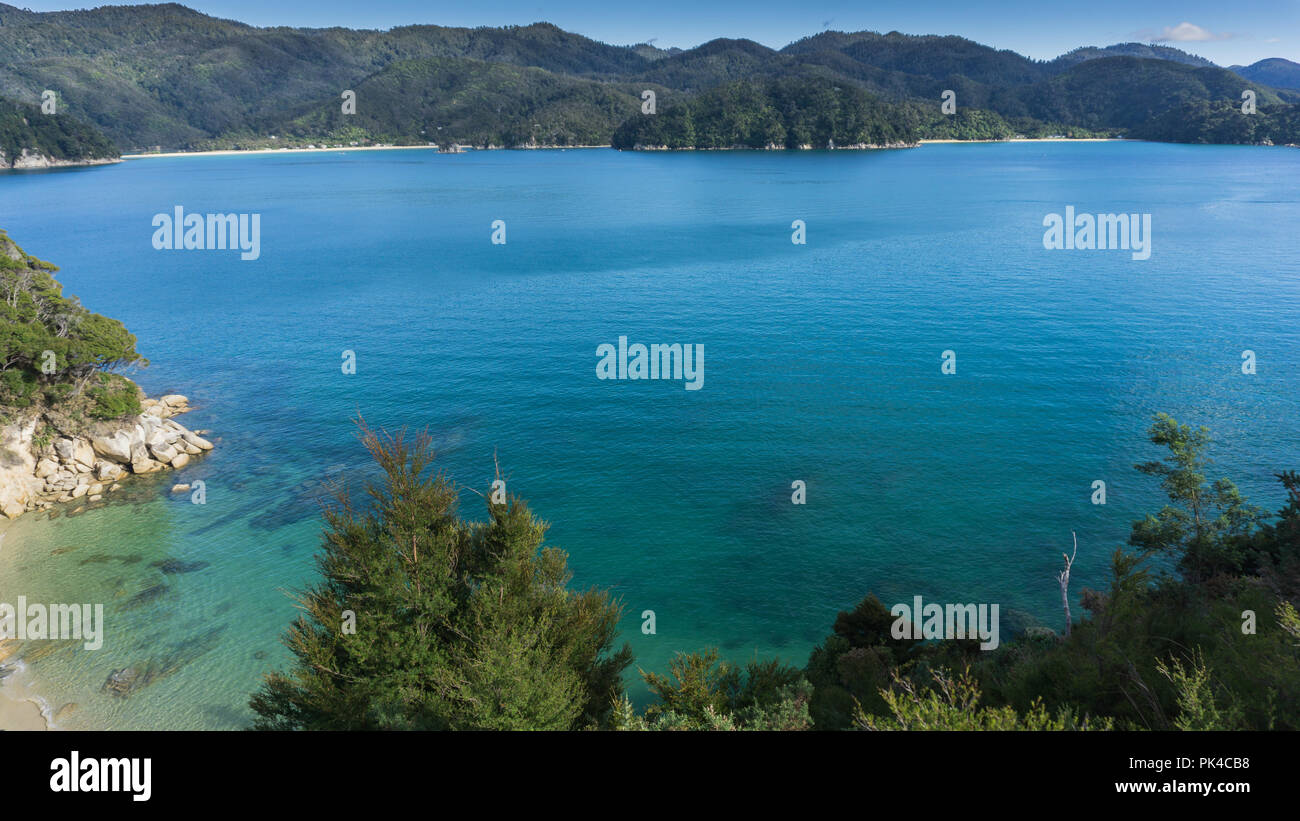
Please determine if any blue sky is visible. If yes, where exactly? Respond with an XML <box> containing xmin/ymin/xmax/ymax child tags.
<box><xmin>20</xmin><ymin>0</ymin><xmax>1299</xmax><ymax>64</ymax></box>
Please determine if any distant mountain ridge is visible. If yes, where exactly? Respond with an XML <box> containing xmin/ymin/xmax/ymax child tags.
<box><xmin>1051</xmin><ymin>43</ymin><xmax>1217</xmax><ymax>70</ymax></box>
<box><xmin>0</xmin><ymin>3</ymin><xmax>1295</xmax><ymax>152</ymax></box>
<box><xmin>1231</xmin><ymin>58</ymin><xmax>1300</xmax><ymax>91</ymax></box>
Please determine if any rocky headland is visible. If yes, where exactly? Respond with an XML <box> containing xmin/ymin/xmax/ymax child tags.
<box><xmin>0</xmin><ymin>148</ymin><xmax>121</xmax><ymax>170</ymax></box>
<box><xmin>0</xmin><ymin>393</ymin><xmax>213</xmax><ymax>519</ymax></box>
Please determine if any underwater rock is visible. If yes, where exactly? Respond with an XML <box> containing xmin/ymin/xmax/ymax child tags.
<box><xmin>149</xmin><ymin>558</ymin><xmax>210</xmax><ymax>575</ymax></box>
<box><xmin>101</xmin><ymin>625</ymin><xmax>228</xmax><ymax>699</ymax></box>
<box><xmin>78</xmin><ymin>553</ymin><xmax>142</xmax><ymax>567</ymax></box>
<box><xmin>123</xmin><ymin>583</ymin><xmax>169</xmax><ymax>609</ymax></box>
<box><xmin>101</xmin><ymin>667</ymin><xmax>140</xmax><ymax>697</ymax></box>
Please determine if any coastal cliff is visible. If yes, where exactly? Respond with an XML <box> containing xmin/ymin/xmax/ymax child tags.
<box><xmin>0</xmin><ymin>147</ymin><xmax>121</xmax><ymax>170</ymax></box>
<box><xmin>0</xmin><ymin>393</ymin><xmax>212</xmax><ymax>519</ymax></box>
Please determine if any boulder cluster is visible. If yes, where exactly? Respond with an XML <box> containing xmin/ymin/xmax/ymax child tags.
<box><xmin>0</xmin><ymin>394</ymin><xmax>213</xmax><ymax>519</ymax></box>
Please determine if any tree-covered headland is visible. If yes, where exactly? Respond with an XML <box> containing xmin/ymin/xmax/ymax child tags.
<box><xmin>0</xmin><ymin>229</ymin><xmax>145</xmax><ymax>423</ymax></box>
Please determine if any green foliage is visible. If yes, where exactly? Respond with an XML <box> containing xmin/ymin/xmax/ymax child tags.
<box><xmin>1279</xmin><ymin>601</ymin><xmax>1300</xmax><ymax>646</ymax></box>
<box><xmin>1053</xmin><ymin>43</ymin><xmax>1216</xmax><ymax>71</ymax></box>
<box><xmin>641</xmin><ymin>649</ymin><xmax>733</xmax><ymax>721</ymax></box>
<box><xmin>224</xmin><ymin>400</ymin><xmax>1298</xmax><ymax>734</ymax></box>
<box><xmin>276</xmin><ymin>57</ymin><xmax>645</xmax><ymax>148</ymax></box>
<box><xmin>996</xmin><ymin>556</ymin><xmax>1294</xmax><ymax>730</ymax></box>
<box><xmin>0</xmin><ymin>8</ymin><xmax>659</xmax><ymax>151</ymax></box>
<box><xmin>0</xmin><ymin>366</ymin><xmax>39</xmax><ymax>407</ymax></box>
<box><xmin>5</xmin><ymin>6</ymin><xmax>1287</xmax><ymax>151</ymax></box>
<box><xmin>613</xmin><ymin>681</ymin><xmax>814</xmax><ymax>731</ymax></box>
<box><xmin>249</xmin><ymin>424</ymin><xmax>633</xmax><ymax>730</ymax></box>
<box><xmin>971</xmin><ymin>423</ymin><xmax>1300</xmax><ymax>731</ymax></box>
<box><xmin>857</xmin><ymin>667</ymin><xmax>1112</xmax><ymax>730</ymax></box>
<box><xmin>1156</xmin><ymin>651</ymin><xmax>1243</xmax><ymax>730</ymax></box>
<box><xmin>0</xmin><ymin>229</ymin><xmax>145</xmax><ymax>412</ymax></box>
<box><xmin>803</xmin><ymin>593</ymin><xmax>923</xmax><ymax>729</ymax></box>
<box><xmin>31</xmin><ymin>421</ymin><xmax>52</xmax><ymax>451</ymax></box>
<box><xmin>910</xmin><ymin>106</ymin><xmax>1016</xmax><ymax>140</ymax></box>
<box><xmin>1015</xmin><ymin>57</ymin><xmax>1284</xmax><ymax>132</ymax></box>
<box><xmin>737</xmin><ymin>680</ymin><xmax>815</xmax><ymax>730</ymax></box>
<box><xmin>644</xmin><ymin>649</ymin><xmax>806</xmax><ymax>723</ymax></box>
<box><xmin>1240</xmin><ymin>472</ymin><xmax>1300</xmax><ymax>601</ymax></box>
<box><xmin>611</xmin><ymin>693</ymin><xmax>738</xmax><ymax>731</ymax></box>
<box><xmin>800</xmin><ymin>416</ymin><xmax>1300</xmax><ymax>733</ymax></box>
<box><xmin>613</xmin><ymin>76</ymin><xmax>919</xmax><ymax>149</ymax></box>
<box><xmin>1129</xmin><ymin>413</ymin><xmax>1267</xmax><ymax>581</ymax></box>
<box><xmin>0</xmin><ymin>96</ymin><xmax>118</xmax><ymax>166</ymax></box>
<box><xmin>238</xmin><ymin>409</ymin><xmax>1296</xmax><ymax>732</ymax></box>
<box><xmin>86</xmin><ymin>372</ymin><xmax>142</xmax><ymax>419</ymax></box>
<box><xmin>1234</xmin><ymin>58</ymin><xmax>1300</xmax><ymax>92</ymax></box>
<box><xmin>1133</xmin><ymin>100</ymin><xmax>1300</xmax><ymax>145</ymax></box>
<box><xmin>619</xmin><ymin>649</ymin><xmax>812</xmax><ymax>730</ymax></box>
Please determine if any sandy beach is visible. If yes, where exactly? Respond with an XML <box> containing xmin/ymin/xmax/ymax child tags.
<box><xmin>0</xmin><ymin>639</ymin><xmax>49</xmax><ymax>730</ymax></box>
<box><xmin>118</xmin><ymin>139</ymin><xmax>1124</xmax><ymax>160</ymax></box>
<box><xmin>919</xmin><ymin>137</ymin><xmax>1124</xmax><ymax>144</ymax></box>
<box><xmin>0</xmin><ymin>520</ymin><xmax>48</xmax><ymax>730</ymax></box>
<box><xmin>0</xmin><ymin>691</ymin><xmax>48</xmax><ymax>730</ymax></box>
<box><xmin>122</xmin><ymin>144</ymin><xmax>442</xmax><ymax>159</ymax></box>
<box><xmin>122</xmin><ymin>144</ymin><xmax>613</xmax><ymax>159</ymax></box>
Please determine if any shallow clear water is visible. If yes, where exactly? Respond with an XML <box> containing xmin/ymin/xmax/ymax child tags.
<box><xmin>1</xmin><ymin>143</ymin><xmax>1297</xmax><ymax>728</ymax></box>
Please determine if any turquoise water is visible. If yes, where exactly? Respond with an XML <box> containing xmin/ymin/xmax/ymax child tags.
<box><xmin>0</xmin><ymin>143</ymin><xmax>1297</xmax><ymax>729</ymax></box>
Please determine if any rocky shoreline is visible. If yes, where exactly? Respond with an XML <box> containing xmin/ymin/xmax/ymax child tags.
<box><xmin>0</xmin><ymin>394</ymin><xmax>212</xmax><ymax>519</ymax></box>
<box><xmin>0</xmin><ymin>148</ymin><xmax>121</xmax><ymax>171</ymax></box>
<box><xmin>628</xmin><ymin>140</ymin><xmax>919</xmax><ymax>151</ymax></box>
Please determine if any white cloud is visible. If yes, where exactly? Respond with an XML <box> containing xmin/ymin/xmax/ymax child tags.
<box><xmin>1145</xmin><ymin>22</ymin><xmax>1235</xmax><ymax>43</ymax></box>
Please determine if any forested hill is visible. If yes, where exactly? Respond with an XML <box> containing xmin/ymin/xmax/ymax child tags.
<box><xmin>612</xmin><ymin>78</ymin><xmax>922</xmax><ymax>150</ymax></box>
<box><xmin>0</xmin><ymin>97</ymin><xmax>119</xmax><ymax>169</ymax></box>
<box><xmin>1</xmin><ymin>3</ymin><xmax>1297</xmax><ymax>151</ymax></box>
<box><xmin>1050</xmin><ymin>43</ymin><xmax>1216</xmax><ymax>70</ymax></box>
<box><xmin>1232</xmin><ymin>58</ymin><xmax>1300</xmax><ymax>91</ymax></box>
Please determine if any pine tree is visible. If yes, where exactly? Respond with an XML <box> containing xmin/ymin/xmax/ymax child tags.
<box><xmin>250</xmin><ymin>423</ymin><xmax>632</xmax><ymax>730</ymax></box>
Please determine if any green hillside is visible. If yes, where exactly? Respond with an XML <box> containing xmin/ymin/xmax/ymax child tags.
<box><xmin>0</xmin><ymin>96</ymin><xmax>118</xmax><ymax>167</ymax></box>
<box><xmin>267</xmin><ymin>57</ymin><xmax>647</xmax><ymax>148</ymax></box>
<box><xmin>1012</xmin><ymin>57</ymin><xmax>1286</xmax><ymax>129</ymax></box>
<box><xmin>1050</xmin><ymin>42</ymin><xmax>1216</xmax><ymax>71</ymax></box>
<box><xmin>612</xmin><ymin>76</ymin><xmax>920</xmax><ymax>149</ymax></box>
<box><xmin>1</xmin><ymin>3</ymin><xmax>1295</xmax><ymax>151</ymax></box>
<box><xmin>1232</xmin><ymin>58</ymin><xmax>1300</xmax><ymax>92</ymax></box>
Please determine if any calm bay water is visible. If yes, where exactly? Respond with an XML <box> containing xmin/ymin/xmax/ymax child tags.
<box><xmin>0</xmin><ymin>142</ymin><xmax>1297</xmax><ymax>729</ymax></box>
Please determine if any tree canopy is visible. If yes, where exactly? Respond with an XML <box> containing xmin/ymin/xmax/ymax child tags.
<box><xmin>249</xmin><ymin>424</ymin><xmax>633</xmax><ymax>730</ymax></box>
<box><xmin>0</xmin><ymin>229</ymin><xmax>144</xmax><ymax>416</ymax></box>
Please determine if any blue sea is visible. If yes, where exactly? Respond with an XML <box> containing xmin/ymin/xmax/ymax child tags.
<box><xmin>0</xmin><ymin>142</ymin><xmax>1297</xmax><ymax>729</ymax></box>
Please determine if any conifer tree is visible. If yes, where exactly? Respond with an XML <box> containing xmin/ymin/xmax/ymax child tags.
<box><xmin>250</xmin><ymin>423</ymin><xmax>632</xmax><ymax>730</ymax></box>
